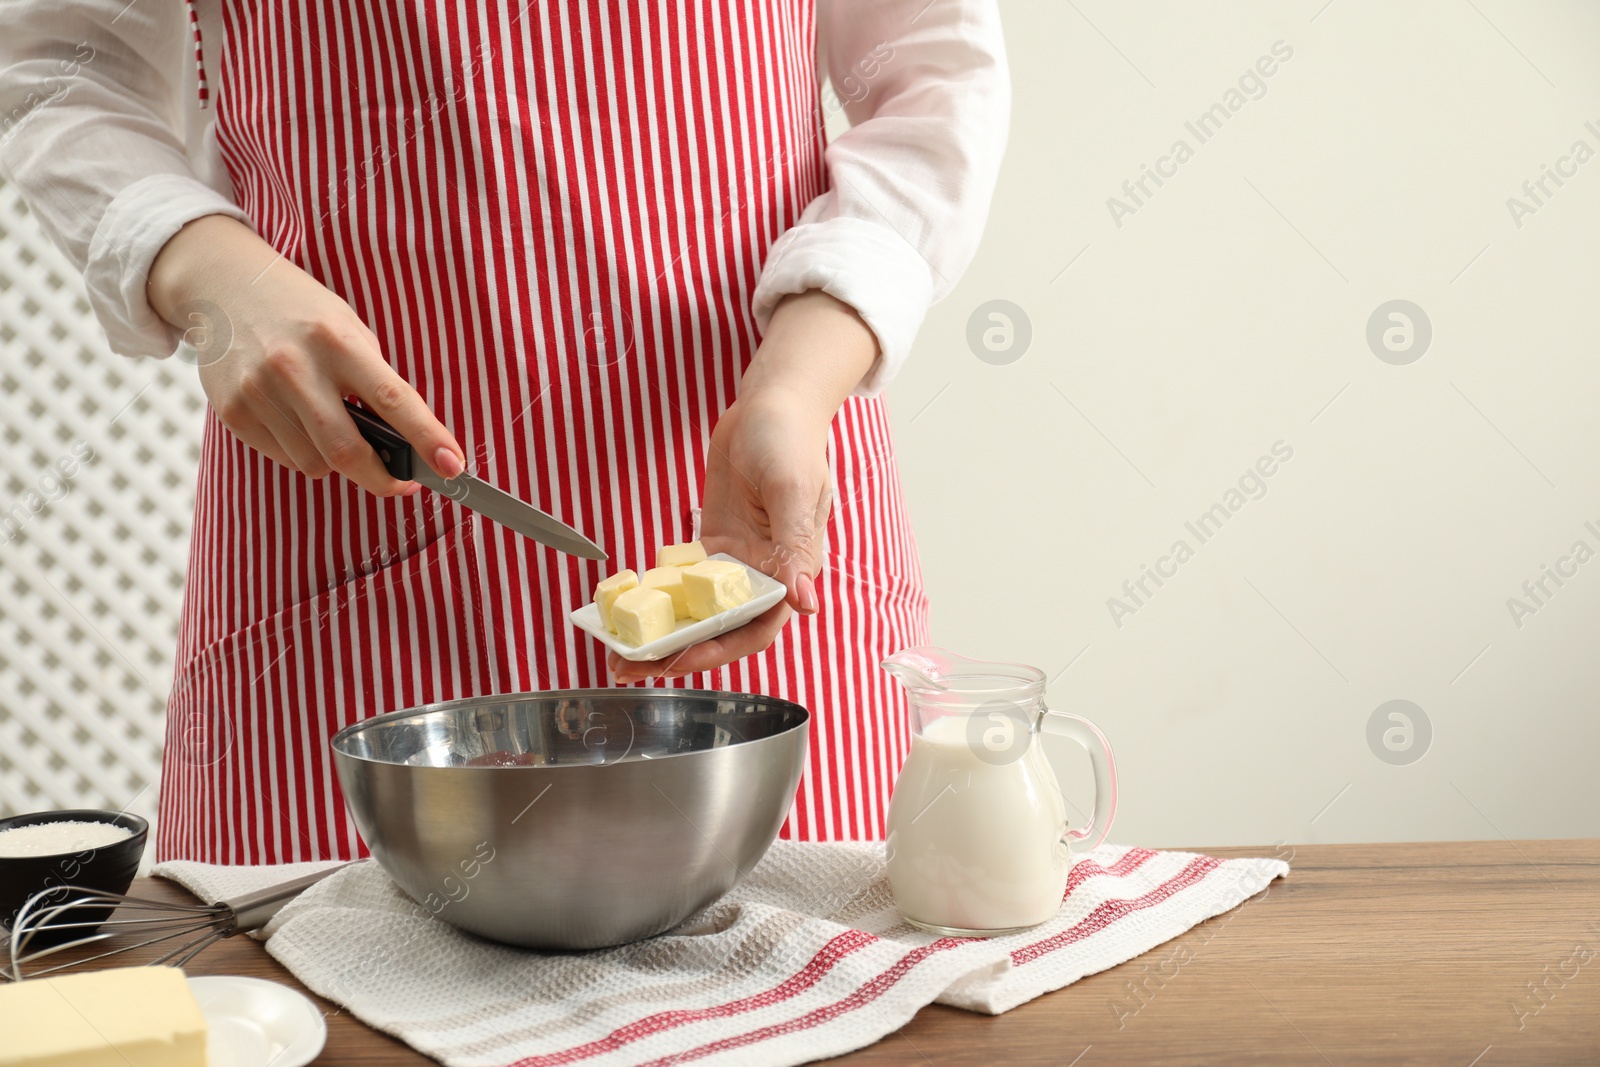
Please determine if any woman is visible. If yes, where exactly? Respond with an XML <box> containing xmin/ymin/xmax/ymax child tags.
<box><xmin>0</xmin><ymin>0</ymin><xmax>1007</xmax><ymax>863</ymax></box>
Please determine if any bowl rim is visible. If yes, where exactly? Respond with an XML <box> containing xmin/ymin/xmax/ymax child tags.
<box><xmin>329</xmin><ymin>687</ymin><xmax>811</xmax><ymax>769</ymax></box>
<box><xmin>0</xmin><ymin>809</ymin><xmax>149</xmax><ymax>861</ymax></box>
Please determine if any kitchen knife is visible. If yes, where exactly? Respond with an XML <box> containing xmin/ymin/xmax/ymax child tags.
<box><xmin>342</xmin><ymin>399</ymin><xmax>608</xmax><ymax>561</ymax></box>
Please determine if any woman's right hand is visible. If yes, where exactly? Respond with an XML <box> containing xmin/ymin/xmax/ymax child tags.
<box><xmin>147</xmin><ymin>215</ymin><xmax>465</xmax><ymax>496</ymax></box>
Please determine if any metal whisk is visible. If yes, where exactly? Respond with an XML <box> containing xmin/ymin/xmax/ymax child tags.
<box><xmin>4</xmin><ymin>864</ymin><xmax>350</xmax><ymax>981</ymax></box>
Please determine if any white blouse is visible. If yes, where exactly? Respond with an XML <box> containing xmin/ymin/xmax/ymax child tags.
<box><xmin>0</xmin><ymin>0</ymin><xmax>1008</xmax><ymax>396</ymax></box>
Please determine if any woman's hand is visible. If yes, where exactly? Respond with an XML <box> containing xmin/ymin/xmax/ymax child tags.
<box><xmin>605</xmin><ymin>393</ymin><xmax>830</xmax><ymax>682</ymax></box>
<box><xmin>147</xmin><ymin>215</ymin><xmax>465</xmax><ymax>495</ymax></box>
<box><xmin>608</xmin><ymin>290</ymin><xmax>878</xmax><ymax>683</ymax></box>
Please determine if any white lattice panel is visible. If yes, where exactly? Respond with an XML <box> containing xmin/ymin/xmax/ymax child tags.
<box><xmin>0</xmin><ymin>177</ymin><xmax>205</xmax><ymax>842</ymax></box>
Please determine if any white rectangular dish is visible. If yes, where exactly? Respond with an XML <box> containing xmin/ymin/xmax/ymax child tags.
<box><xmin>569</xmin><ymin>553</ymin><xmax>787</xmax><ymax>662</ymax></box>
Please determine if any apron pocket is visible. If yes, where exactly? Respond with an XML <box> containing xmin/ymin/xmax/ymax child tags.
<box><xmin>171</xmin><ymin>512</ymin><xmax>474</xmax><ymax>699</ymax></box>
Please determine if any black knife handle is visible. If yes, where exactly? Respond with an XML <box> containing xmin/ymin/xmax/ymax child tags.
<box><xmin>343</xmin><ymin>399</ymin><xmax>414</xmax><ymax>480</ymax></box>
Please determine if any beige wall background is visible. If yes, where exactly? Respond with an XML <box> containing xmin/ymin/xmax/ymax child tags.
<box><xmin>877</xmin><ymin>0</ymin><xmax>1600</xmax><ymax>847</ymax></box>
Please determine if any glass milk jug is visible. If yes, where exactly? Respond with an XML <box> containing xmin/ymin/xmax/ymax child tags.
<box><xmin>882</xmin><ymin>646</ymin><xmax>1118</xmax><ymax>937</ymax></box>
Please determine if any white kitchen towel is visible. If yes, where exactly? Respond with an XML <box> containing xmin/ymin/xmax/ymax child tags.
<box><xmin>155</xmin><ymin>842</ymin><xmax>1287</xmax><ymax>1066</ymax></box>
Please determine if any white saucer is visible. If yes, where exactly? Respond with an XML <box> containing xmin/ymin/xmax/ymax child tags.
<box><xmin>188</xmin><ymin>976</ymin><xmax>327</xmax><ymax>1067</ymax></box>
<box><xmin>570</xmin><ymin>553</ymin><xmax>788</xmax><ymax>662</ymax></box>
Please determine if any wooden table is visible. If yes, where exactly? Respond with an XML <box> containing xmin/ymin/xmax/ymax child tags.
<box><xmin>28</xmin><ymin>840</ymin><xmax>1600</xmax><ymax>1065</ymax></box>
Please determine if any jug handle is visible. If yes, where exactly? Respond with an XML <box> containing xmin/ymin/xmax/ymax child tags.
<box><xmin>1037</xmin><ymin>704</ymin><xmax>1118</xmax><ymax>852</ymax></box>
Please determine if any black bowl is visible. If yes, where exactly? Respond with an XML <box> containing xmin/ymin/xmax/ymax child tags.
<box><xmin>0</xmin><ymin>809</ymin><xmax>149</xmax><ymax>949</ymax></box>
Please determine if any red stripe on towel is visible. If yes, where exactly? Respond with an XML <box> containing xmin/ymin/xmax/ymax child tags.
<box><xmin>1064</xmin><ymin>847</ymin><xmax>1156</xmax><ymax>898</ymax></box>
<box><xmin>1012</xmin><ymin>856</ymin><xmax>1221</xmax><ymax>966</ymax></box>
<box><xmin>628</xmin><ymin>940</ymin><xmax>972</xmax><ymax>1067</ymax></box>
<box><xmin>512</xmin><ymin>852</ymin><xmax>1224</xmax><ymax>1067</ymax></box>
<box><xmin>506</xmin><ymin>929</ymin><xmax>935</xmax><ymax>1067</ymax></box>
<box><xmin>633</xmin><ymin>857</ymin><xmax>1224</xmax><ymax>1065</ymax></box>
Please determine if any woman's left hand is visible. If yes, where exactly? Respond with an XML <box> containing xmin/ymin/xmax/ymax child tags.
<box><xmin>607</xmin><ymin>290</ymin><xmax>878</xmax><ymax>683</ymax></box>
<box><xmin>605</xmin><ymin>395</ymin><xmax>830</xmax><ymax>683</ymax></box>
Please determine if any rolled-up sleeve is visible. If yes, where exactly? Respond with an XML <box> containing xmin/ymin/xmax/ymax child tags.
<box><xmin>751</xmin><ymin>0</ymin><xmax>1010</xmax><ymax>396</ymax></box>
<box><xmin>0</xmin><ymin>0</ymin><xmax>249</xmax><ymax>360</ymax></box>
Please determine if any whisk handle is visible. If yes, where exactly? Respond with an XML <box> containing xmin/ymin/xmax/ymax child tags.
<box><xmin>222</xmin><ymin>862</ymin><xmax>355</xmax><ymax>933</ymax></box>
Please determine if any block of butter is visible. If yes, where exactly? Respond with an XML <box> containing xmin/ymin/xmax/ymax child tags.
<box><xmin>640</xmin><ymin>566</ymin><xmax>691</xmax><ymax>619</ymax></box>
<box><xmin>593</xmin><ymin>569</ymin><xmax>639</xmax><ymax>633</ymax></box>
<box><xmin>683</xmin><ymin>559</ymin><xmax>754</xmax><ymax>621</ymax></box>
<box><xmin>656</xmin><ymin>540</ymin><xmax>708</xmax><ymax>568</ymax></box>
<box><xmin>0</xmin><ymin>965</ymin><xmax>207</xmax><ymax>1067</ymax></box>
<box><xmin>611</xmin><ymin>586</ymin><xmax>676</xmax><ymax>646</ymax></box>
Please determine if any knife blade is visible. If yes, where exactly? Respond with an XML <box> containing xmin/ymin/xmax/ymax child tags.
<box><xmin>342</xmin><ymin>399</ymin><xmax>608</xmax><ymax>561</ymax></box>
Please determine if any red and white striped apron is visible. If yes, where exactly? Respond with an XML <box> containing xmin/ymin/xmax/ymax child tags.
<box><xmin>156</xmin><ymin>1</ymin><xmax>929</xmax><ymax>864</ymax></box>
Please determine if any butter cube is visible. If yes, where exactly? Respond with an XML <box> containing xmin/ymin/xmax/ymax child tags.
<box><xmin>641</xmin><ymin>566</ymin><xmax>692</xmax><ymax>619</ymax></box>
<box><xmin>682</xmin><ymin>559</ymin><xmax>754</xmax><ymax>621</ymax></box>
<box><xmin>656</xmin><ymin>541</ymin><xmax>708</xmax><ymax>568</ymax></box>
<box><xmin>594</xmin><ymin>569</ymin><xmax>639</xmax><ymax>633</ymax></box>
<box><xmin>0</xmin><ymin>965</ymin><xmax>207</xmax><ymax>1067</ymax></box>
<box><xmin>611</xmin><ymin>586</ymin><xmax>676</xmax><ymax>645</ymax></box>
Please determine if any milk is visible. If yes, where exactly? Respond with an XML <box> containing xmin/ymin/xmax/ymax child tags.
<box><xmin>885</xmin><ymin>713</ymin><xmax>1071</xmax><ymax>933</ymax></box>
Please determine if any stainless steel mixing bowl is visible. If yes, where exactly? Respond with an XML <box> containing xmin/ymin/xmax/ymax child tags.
<box><xmin>330</xmin><ymin>689</ymin><xmax>808</xmax><ymax>950</ymax></box>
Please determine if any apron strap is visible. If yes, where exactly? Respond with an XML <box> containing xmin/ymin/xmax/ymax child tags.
<box><xmin>187</xmin><ymin>0</ymin><xmax>211</xmax><ymax>109</ymax></box>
